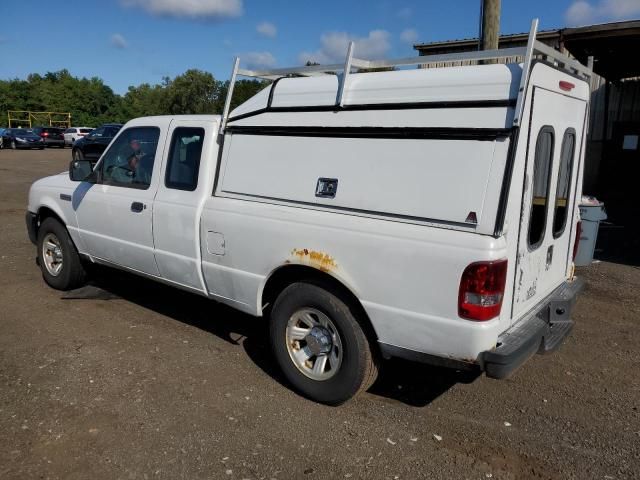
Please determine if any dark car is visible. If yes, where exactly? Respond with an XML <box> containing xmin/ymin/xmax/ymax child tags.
<box><xmin>32</xmin><ymin>127</ymin><xmax>66</xmax><ymax>148</ymax></box>
<box><xmin>1</xmin><ymin>128</ymin><xmax>45</xmax><ymax>149</ymax></box>
<box><xmin>72</xmin><ymin>123</ymin><xmax>123</xmax><ymax>161</ymax></box>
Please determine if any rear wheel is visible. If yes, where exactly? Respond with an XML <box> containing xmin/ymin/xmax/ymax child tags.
<box><xmin>270</xmin><ymin>282</ymin><xmax>379</xmax><ymax>405</ymax></box>
<box><xmin>37</xmin><ymin>217</ymin><xmax>87</xmax><ymax>290</ymax></box>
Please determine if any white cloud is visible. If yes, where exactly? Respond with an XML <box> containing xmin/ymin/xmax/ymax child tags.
<box><xmin>400</xmin><ymin>28</ymin><xmax>419</xmax><ymax>44</ymax></box>
<box><xmin>120</xmin><ymin>0</ymin><xmax>243</xmax><ymax>19</ymax></box>
<box><xmin>110</xmin><ymin>33</ymin><xmax>128</xmax><ymax>49</ymax></box>
<box><xmin>256</xmin><ymin>21</ymin><xmax>277</xmax><ymax>38</ymax></box>
<box><xmin>397</xmin><ymin>7</ymin><xmax>412</xmax><ymax>20</ymax></box>
<box><xmin>299</xmin><ymin>30</ymin><xmax>391</xmax><ymax>65</ymax></box>
<box><xmin>565</xmin><ymin>0</ymin><xmax>640</xmax><ymax>25</ymax></box>
<box><xmin>244</xmin><ymin>51</ymin><xmax>276</xmax><ymax>69</ymax></box>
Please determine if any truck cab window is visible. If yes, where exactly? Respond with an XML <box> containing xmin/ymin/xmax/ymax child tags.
<box><xmin>528</xmin><ymin>126</ymin><xmax>555</xmax><ymax>249</ymax></box>
<box><xmin>552</xmin><ymin>129</ymin><xmax>576</xmax><ymax>238</ymax></box>
<box><xmin>99</xmin><ymin>126</ymin><xmax>160</xmax><ymax>190</ymax></box>
<box><xmin>165</xmin><ymin>127</ymin><xmax>205</xmax><ymax>191</ymax></box>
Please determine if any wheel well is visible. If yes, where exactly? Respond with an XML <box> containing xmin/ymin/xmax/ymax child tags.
<box><xmin>261</xmin><ymin>265</ymin><xmax>379</xmax><ymax>344</ymax></box>
<box><xmin>37</xmin><ymin>207</ymin><xmax>65</xmax><ymax>233</ymax></box>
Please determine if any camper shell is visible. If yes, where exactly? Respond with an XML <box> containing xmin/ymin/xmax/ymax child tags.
<box><xmin>27</xmin><ymin>19</ymin><xmax>592</xmax><ymax>404</ymax></box>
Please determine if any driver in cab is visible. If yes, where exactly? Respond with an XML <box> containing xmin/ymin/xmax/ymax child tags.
<box><xmin>110</xmin><ymin>138</ymin><xmax>152</xmax><ymax>186</ymax></box>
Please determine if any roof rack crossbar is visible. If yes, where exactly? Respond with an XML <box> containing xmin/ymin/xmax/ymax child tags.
<box><xmin>532</xmin><ymin>40</ymin><xmax>592</xmax><ymax>77</ymax></box>
<box><xmin>361</xmin><ymin>46</ymin><xmax>527</xmax><ymax>69</ymax></box>
<box><xmin>236</xmin><ymin>47</ymin><xmax>530</xmax><ymax>80</ymax></box>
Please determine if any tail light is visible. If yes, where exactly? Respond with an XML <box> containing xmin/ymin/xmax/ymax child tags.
<box><xmin>458</xmin><ymin>259</ymin><xmax>508</xmax><ymax>321</ymax></box>
<box><xmin>559</xmin><ymin>80</ymin><xmax>575</xmax><ymax>91</ymax></box>
<box><xmin>42</xmin><ymin>132</ymin><xmax>49</xmax><ymax>137</ymax></box>
<box><xmin>572</xmin><ymin>221</ymin><xmax>582</xmax><ymax>261</ymax></box>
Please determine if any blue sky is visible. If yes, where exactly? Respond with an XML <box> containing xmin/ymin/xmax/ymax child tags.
<box><xmin>1</xmin><ymin>0</ymin><xmax>639</xmax><ymax>94</ymax></box>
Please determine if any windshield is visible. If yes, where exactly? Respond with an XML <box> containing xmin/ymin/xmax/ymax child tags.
<box><xmin>80</xmin><ymin>128</ymin><xmax>93</xmax><ymax>133</ymax></box>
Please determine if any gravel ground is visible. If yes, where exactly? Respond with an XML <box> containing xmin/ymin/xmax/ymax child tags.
<box><xmin>0</xmin><ymin>148</ymin><xmax>638</xmax><ymax>480</ymax></box>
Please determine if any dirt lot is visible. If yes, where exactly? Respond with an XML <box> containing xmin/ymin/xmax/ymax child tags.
<box><xmin>0</xmin><ymin>147</ymin><xmax>638</xmax><ymax>480</ymax></box>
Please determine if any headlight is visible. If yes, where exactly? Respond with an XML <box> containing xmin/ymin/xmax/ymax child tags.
<box><xmin>16</xmin><ymin>137</ymin><xmax>27</xmax><ymax>142</ymax></box>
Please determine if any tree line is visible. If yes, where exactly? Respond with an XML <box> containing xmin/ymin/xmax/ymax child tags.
<box><xmin>0</xmin><ymin>69</ymin><xmax>267</xmax><ymax>127</ymax></box>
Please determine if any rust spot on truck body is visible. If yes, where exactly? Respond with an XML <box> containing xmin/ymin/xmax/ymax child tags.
<box><xmin>291</xmin><ymin>249</ymin><xmax>337</xmax><ymax>272</ymax></box>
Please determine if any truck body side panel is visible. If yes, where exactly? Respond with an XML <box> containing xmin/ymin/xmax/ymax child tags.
<box><xmin>199</xmin><ymin>196</ymin><xmax>509</xmax><ymax>361</ymax></box>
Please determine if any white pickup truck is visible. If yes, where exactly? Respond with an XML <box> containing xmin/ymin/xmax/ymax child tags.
<box><xmin>26</xmin><ymin>21</ymin><xmax>591</xmax><ymax>404</ymax></box>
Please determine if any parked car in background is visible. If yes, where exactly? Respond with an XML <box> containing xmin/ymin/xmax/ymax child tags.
<box><xmin>72</xmin><ymin>123</ymin><xmax>122</xmax><ymax>162</ymax></box>
<box><xmin>32</xmin><ymin>127</ymin><xmax>65</xmax><ymax>148</ymax></box>
<box><xmin>64</xmin><ymin>127</ymin><xmax>93</xmax><ymax>146</ymax></box>
<box><xmin>1</xmin><ymin>128</ymin><xmax>45</xmax><ymax>149</ymax></box>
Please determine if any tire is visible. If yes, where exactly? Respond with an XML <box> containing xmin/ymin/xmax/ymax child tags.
<box><xmin>36</xmin><ymin>217</ymin><xmax>87</xmax><ymax>291</ymax></box>
<box><xmin>72</xmin><ymin>149</ymin><xmax>83</xmax><ymax>161</ymax></box>
<box><xmin>11</xmin><ymin>140</ymin><xmax>16</xmax><ymax>149</ymax></box>
<box><xmin>270</xmin><ymin>282</ymin><xmax>379</xmax><ymax>405</ymax></box>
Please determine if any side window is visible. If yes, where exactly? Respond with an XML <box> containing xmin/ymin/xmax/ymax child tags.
<box><xmin>552</xmin><ymin>129</ymin><xmax>576</xmax><ymax>238</ymax></box>
<box><xmin>165</xmin><ymin>127</ymin><xmax>205</xmax><ymax>191</ymax></box>
<box><xmin>528</xmin><ymin>126</ymin><xmax>555</xmax><ymax>249</ymax></box>
<box><xmin>98</xmin><ymin>126</ymin><xmax>160</xmax><ymax>190</ymax></box>
<box><xmin>104</xmin><ymin>127</ymin><xmax>117</xmax><ymax>137</ymax></box>
<box><xmin>89</xmin><ymin>127</ymin><xmax>104</xmax><ymax>138</ymax></box>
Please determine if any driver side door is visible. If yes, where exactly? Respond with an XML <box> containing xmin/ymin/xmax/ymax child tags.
<box><xmin>73</xmin><ymin>125</ymin><xmax>164</xmax><ymax>276</ymax></box>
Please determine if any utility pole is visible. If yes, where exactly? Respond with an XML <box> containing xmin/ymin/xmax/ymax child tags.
<box><xmin>479</xmin><ymin>0</ymin><xmax>501</xmax><ymax>56</ymax></box>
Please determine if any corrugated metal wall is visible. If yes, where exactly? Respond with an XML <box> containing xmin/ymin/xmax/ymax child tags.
<box><xmin>589</xmin><ymin>76</ymin><xmax>640</xmax><ymax>142</ymax></box>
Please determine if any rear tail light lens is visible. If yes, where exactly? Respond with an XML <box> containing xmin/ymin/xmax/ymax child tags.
<box><xmin>458</xmin><ymin>259</ymin><xmax>508</xmax><ymax>321</ymax></box>
<box><xmin>572</xmin><ymin>221</ymin><xmax>582</xmax><ymax>261</ymax></box>
<box><xmin>559</xmin><ymin>80</ymin><xmax>575</xmax><ymax>91</ymax></box>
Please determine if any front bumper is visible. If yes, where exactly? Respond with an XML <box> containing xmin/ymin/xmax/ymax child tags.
<box><xmin>16</xmin><ymin>142</ymin><xmax>44</xmax><ymax>148</ymax></box>
<box><xmin>26</xmin><ymin>211</ymin><xmax>38</xmax><ymax>244</ymax></box>
<box><xmin>480</xmin><ymin>277</ymin><xmax>585</xmax><ymax>379</ymax></box>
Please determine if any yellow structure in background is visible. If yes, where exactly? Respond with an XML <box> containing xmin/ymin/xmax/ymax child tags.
<box><xmin>7</xmin><ymin>111</ymin><xmax>71</xmax><ymax>128</ymax></box>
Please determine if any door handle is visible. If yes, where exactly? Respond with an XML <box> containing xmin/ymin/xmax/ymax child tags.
<box><xmin>546</xmin><ymin>245</ymin><xmax>554</xmax><ymax>270</ymax></box>
<box><xmin>131</xmin><ymin>202</ymin><xmax>145</xmax><ymax>213</ymax></box>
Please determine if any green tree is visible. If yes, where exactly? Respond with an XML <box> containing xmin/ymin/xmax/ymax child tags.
<box><xmin>0</xmin><ymin>69</ymin><xmax>269</xmax><ymax>127</ymax></box>
<box><xmin>162</xmin><ymin>69</ymin><xmax>221</xmax><ymax>115</ymax></box>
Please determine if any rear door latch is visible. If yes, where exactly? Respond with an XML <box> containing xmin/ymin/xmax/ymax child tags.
<box><xmin>315</xmin><ymin>178</ymin><xmax>338</xmax><ymax>198</ymax></box>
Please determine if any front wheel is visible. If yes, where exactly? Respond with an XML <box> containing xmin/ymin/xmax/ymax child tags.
<box><xmin>37</xmin><ymin>217</ymin><xmax>87</xmax><ymax>290</ymax></box>
<box><xmin>72</xmin><ymin>149</ymin><xmax>83</xmax><ymax>161</ymax></box>
<box><xmin>270</xmin><ymin>282</ymin><xmax>379</xmax><ymax>405</ymax></box>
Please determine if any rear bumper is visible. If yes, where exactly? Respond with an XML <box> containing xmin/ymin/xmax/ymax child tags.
<box><xmin>480</xmin><ymin>277</ymin><xmax>585</xmax><ymax>379</ymax></box>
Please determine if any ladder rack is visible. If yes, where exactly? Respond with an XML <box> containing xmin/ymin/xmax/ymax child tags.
<box><xmin>219</xmin><ymin>18</ymin><xmax>592</xmax><ymax>133</ymax></box>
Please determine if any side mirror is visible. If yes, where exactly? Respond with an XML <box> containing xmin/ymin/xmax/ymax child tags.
<box><xmin>69</xmin><ymin>159</ymin><xmax>94</xmax><ymax>182</ymax></box>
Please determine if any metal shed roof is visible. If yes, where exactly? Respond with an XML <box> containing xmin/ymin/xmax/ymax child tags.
<box><xmin>414</xmin><ymin>20</ymin><xmax>640</xmax><ymax>80</ymax></box>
